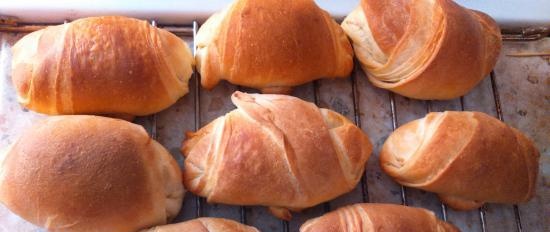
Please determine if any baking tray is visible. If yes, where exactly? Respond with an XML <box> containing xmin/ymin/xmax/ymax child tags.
<box><xmin>0</xmin><ymin>19</ymin><xmax>549</xmax><ymax>232</ymax></box>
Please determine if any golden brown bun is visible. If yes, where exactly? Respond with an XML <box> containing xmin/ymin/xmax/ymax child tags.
<box><xmin>196</xmin><ymin>0</ymin><xmax>353</xmax><ymax>93</ymax></box>
<box><xmin>341</xmin><ymin>0</ymin><xmax>501</xmax><ymax>99</ymax></box>
<box><xmin>0</xmin><ymin>115</ymin><xmax>184</xmax><ymax>232</ymax></box>
<box><xmin>181</xmin><ymin>91</ymin><xmax>372</xmax><ymax>220</ymax></box>
<box><xmin>300</xmin><ymin>203</ymin><xmax>459</xmax><ymax>232</ymax></box>
<box><xmin>380</xmin><ymin>112</ymin><xmax>539</xmax><ymax>210</ymax></box>
<box><xmin>145</xmin><ymin>218</ymin><xmax>259</xmax><ymax>232</ymax></box>
<box><xmin>11</xmin><ymin>16</ymin><xmax>193</xmax><ymax>116</ymax></box>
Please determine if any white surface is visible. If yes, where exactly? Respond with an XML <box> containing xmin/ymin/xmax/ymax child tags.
<box><xmin>0</xmin><ymin>0</ymin><xmax>355</xmax><ymax>24</ymax></box>
<box><xmin>458</xmin><ymin>0</ymin><xmax>550</xmax><ymax>27</ymax></box>
<box><xmin>0</xmin><ymin>0</ymin><xmax>549</xmax><ymax>28</ymax></box>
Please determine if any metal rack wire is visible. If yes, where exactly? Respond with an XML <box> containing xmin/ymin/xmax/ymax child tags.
<box><xmin>490</xmin><ymin>71</ymin><xmax>524</xmax><ymax>232</ymax></box>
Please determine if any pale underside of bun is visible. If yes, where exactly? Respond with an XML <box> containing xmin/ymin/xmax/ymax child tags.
<box><xmin>195</xmin><ymin>0</ymin><xmax>354</xmax><ymax>94</ymax></box>
<box><xmin>341</xmin><ymin>0</ymin><xmax>501</xmax><ymax>99</ymax></box>
<box><xmin>0</xmin><ymin>115</ymin><xmax>184</xmax><ymax>232</ymax></box>
<box><xmin>11</xmin><ymin>16</ymin><xmax>194</xmax><ymax>117</ymax></box>
<box><xmin>380</xmin><ymin>111</ymin><xmax>539</xmax><ymax>210</ymax></box>
<box><xmin>181</xmin><ymin>91</ymin><xmax>372</xmax><ymax>220</ymax></box>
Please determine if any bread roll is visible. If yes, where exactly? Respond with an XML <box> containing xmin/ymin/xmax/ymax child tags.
<box><xmin>301</xmin><ymin>203</ymin><xmax>458</xmax><ymax>232</ymax></box>
<box><xmin>341</xmin><ymin>0</ymin><xmax>501</xmax><ymax>99</ymax></box>
<box><xmin>0</xmin><ymin>116</ymin><xmax>184</xmax><ymax>232</ymax></box>
<box><xmin>11</xmin><ymin>16</ymin><xmax>193</xmax><ymax>117</ymax></box>
<box><xmin>145</xmin><ymin>218</ymin><xmax>259</xmax><ymax>232</ymax></box>
<box><xmin>181</xmin><ymin>91</ymin><xmax>372</xmax><ymax>220</ymax></box>
<box><xmin>196</xmin><ymin>0</ymin><xmax>353</xmax><ymax>94</ymax></box>
<box><xmin>380</xmin><ymin>111</ymin><xmax>539</xmax><ymax>210</ymax></box>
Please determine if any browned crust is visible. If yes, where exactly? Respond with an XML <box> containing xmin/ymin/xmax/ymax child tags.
<box><xmin>343</xmin><ymin>0</ymin><xmax>501</xmax><ymax>99</ymax></box>
<box><xmin>11</xmin><ymin>16</ymin><xmax>193</xmax><ymax>116</ymax></box>
<box><xmin>300</xmin><ymin>203</ymin><xmax>459</xmax><ymax>232</ymax></box>
<box><xmin>180</xmin><ymin>92</ymin><xmax>372</xmax><ymax>219</ymax></box>
<box><xmin>196</xmin><ymin>0</ymin><xmax>353</xmax><ymax>93</ymax></box>
<box><xmin>0</xmin><ymin>115</ymin><xmax>184</xmax><ymax>232</ymax></box>
<box><xmin>361</xmin><ymin>0</ymin><xmax>411</xmax><ymax>54</ymax></box>
<box><xmin>380</xmin><ymin>111</ymin><xmax>540</xmax><ymax>210</ymax></box>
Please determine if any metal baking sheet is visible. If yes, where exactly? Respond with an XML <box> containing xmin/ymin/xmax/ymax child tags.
<box><xmin>0</xmin><ymin>27</ymin><xmax>549</xmax><ymax>232</ymax></box>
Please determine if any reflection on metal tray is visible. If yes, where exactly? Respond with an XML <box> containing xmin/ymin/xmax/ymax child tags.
<box><xmin>0</xmin><ymin>20</ymin><xmax>549</xmax><ymax>232</ymax></box>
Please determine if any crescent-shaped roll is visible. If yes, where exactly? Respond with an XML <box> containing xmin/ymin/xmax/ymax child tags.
<box><xmin>145</xmin><ymin>218</ymin><xmax>259</xmax><ymax>232</ymax></box>
<box><xmin>380</xmin><ymin>111</ymin><xmax>540</xmax><ymax>210</ymax></box>
<box><xmin>341</xmin><ymin>0</ymin><xmax>501</xmax><ymax>99</ymax></box>
<box><xmin>300</xmin><ymin>203</ymin><xmax>459</xmax><ymax>232</ymax></box>
<box><xmin>195</xmin><ymin>0</ymin><xmax>353</xmax><ymax>94</ymax></box>
<box><xmin>0</xmin><ymin>116</ymin><xmax>184</xmax><ymax>232</ymax></box>
<box><xmin>181</xmin><ymin>91</ymin><xmax>372</xmax><ymax>220</ymax></box>
<box><xmin>11</xmin><ymin>16</ymin><xmax>193</xmax><ymax>117</ymax></box>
